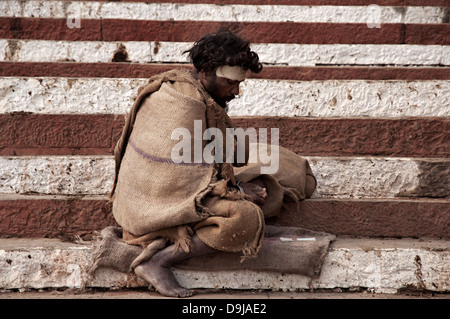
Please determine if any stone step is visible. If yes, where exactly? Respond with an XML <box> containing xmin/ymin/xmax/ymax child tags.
<box><xmin>1</xmin><ymin>114</ymin><xmax>449</xmax><ymax>157</ymax></box>
<box><xmin>1</xmin><ymin>195</ymin><xmax>448</xmax><ymax>239</ymax></box>
<box><xmin>1</xmin><ymin>237</ymin><xmax>448</xmax><ymax>294</ymax></box>
<box><xmin>2</xmin><ymin>156</ymin><xmax>449</xmax><ymax>200</ymax></box>
<box><xmin>3</xmin><ymin>1</ymin><xmax>448</xmax><ymax>25</ymax></box>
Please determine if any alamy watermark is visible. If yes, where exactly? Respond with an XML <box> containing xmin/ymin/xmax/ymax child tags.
<box><xmin>367</xmin><ymin>4</ymin><xmax>382</xmax><ymax>28</ymax></box>
<box><xmin>171</xmin><ymin>120</ymin><xmax>280</xmax><ymax>174</ymax></box>
<box><xmin>66</xmin><ymin>3</ymin><xmax>81</xmax><ymax>29</ymax></box>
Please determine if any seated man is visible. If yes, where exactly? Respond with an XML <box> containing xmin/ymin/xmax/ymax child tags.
<box><xmin>109</xmin><ymin>28</ymin><xmax>316</xmax><ymax>297</ymax></box>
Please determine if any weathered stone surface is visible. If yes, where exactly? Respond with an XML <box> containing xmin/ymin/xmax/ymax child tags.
<box><xmin>0</xmin><ymin>237</ymin><xmax>448</xmax><ymax>293</ymax></box>
<box><xmin>228</xmin><ymin>79</ymin><xmax>450</xmax><ymax>118</ymax></box>
<box><xmin>1</xmin><ymin>62</ymin><xmax>448</xmax><ymax>80</ymax></box>
<box><xmin>2</xmin><ymin>77</ymin><xmax>449</xmax><ymax>117</ymax></box>
<box><xmin>0</xmin><ymin>113</ymin><xmax>117</xmax><ymax>152</ymax></box>
<box><xmin>2</xmin><ymin>1</ymin><xmax>447</xmax><ymax>24</ymax></box>
<box><xmin>397</xmin><ymin>161</ymin><xmax>450</xmax><ymax>198</ymax></box>
<box><xmin>233</xmin><ymin>117</ymin><xmax>450</xmax><ymax>157</ymax></box>
<box><xmin>252</xmin><ymin>43</ymin><xmax>449</xmax><ymax>66</ymax></box>
<box><xmin>404</xmin><ymin>0</ymin><xmax>449</xmax><ymax>5</ymax></box>
<box><xmin>276</xmin><ymin>199</ymin><xmax>450</xmax><ymax>239</ymax></box>
<box><xmin>0</xmin><ymin>238</ymin><xmax>98</xmax><ymax>290</ymax></box>
<box><xmin>0</xmin><ymin>17</ymin><xmax>101</xmax><ymax>41</ymax></box>
<box><xmin>176</xmin><ymin>239</ymin><xmax>450</xmax><ymax>293</ymax></box>
<box><xmin>101</xmin><ymin>20</ymin><xmax>406</xmax><ymax>44</ymax></box>
<box><xmin>308</xmin><ymin>157</ymin><xmax>422</xmax><ymax>199</ymax></box>
<box><xmin>0</xmin><ymin>156</ymin><xmax>446</xmax><ymax>199</ymax></box>
<box><xmin>0</xmin><ymin>77</ymin><xmax>146</xmax><ymax>114</ymax></box>
<box><xmin>0</xmin><ymin>62</ymin><xmax>183</xmax><ymax>78</ymax></box>
<box><xmin>0</xmin><ymin>195</ymin><xmax>115</xmax><ymax>240</ymax></box>
<box><xmin>405</xmin><ymin>24</ymin><xmax>450</xmax><ymax>45</ymax></box>
<box><xmin>4</xmin><ymin>1</ymin><xmax>448</xmax><ymax>10</ymax></box>
<box><xmin>1</xmin><ymin>17</ymin><xmax>445</xmax><ymax>45</ymax></box>
<box><xmin>3</xmin><ymin>40</ymin><xmax>448</xmax><ymax>66</ymax></box>
<box><xmin>256</xmin><ymin>66</ymin><xmax>450</xmax><ymax>81</ymax></box>
<box><xmin>1</xmin><ymin>196</ymin><xmax>448</xmax><ymax>239</ymax></box>
<box><xmin>0</xmin><ymin>156</ymin><xmax>436</xmax><ymax>199</ymax></box>
<box><xmin>0</xmin><ymin>156</ymin><xmax>114</xmax><ymax>195</ymax></box>
<box><xmin>1</xmin><ymin>115</ymin><xmax>449</xmax><ymax>157</ymax></box>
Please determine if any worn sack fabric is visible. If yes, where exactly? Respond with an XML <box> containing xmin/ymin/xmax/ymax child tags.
<box><xmin>234</xmin><ymin>143</ymin><xmax>317</xmax><ymax>218</ymax></box>
<box><xmin>88</xmin><ymin>138</ymin><xmax>335</xmax><ymax>280</ymax></box>
<box><xmin>110</xmin><ymin>69</ymin><xmax>263</xmax><ymax>257</ymax></box>
<box><xmin>90</xmin><ymin>68</ymin><xmax>335</xmax><ymax>282</ymax></box>
<box><xmin>112</xmin><ymin>79</ymin><xmax>214</xmax><ymax>236</ymax></box>
<box><xmin>178</xmin><ymin>224</ymin><xmax>335</xmax><ymax>278</ymax></box>
<box><xmin>88</xmin><ymin>225</ymin><xmax>335</xmax><ymax>280</ymax></box>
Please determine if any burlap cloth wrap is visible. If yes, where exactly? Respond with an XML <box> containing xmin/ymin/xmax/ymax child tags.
<box><xmin>88</xmin><ymin>69</ymin><xmax>335</xmax><ymax>281</ymax></box>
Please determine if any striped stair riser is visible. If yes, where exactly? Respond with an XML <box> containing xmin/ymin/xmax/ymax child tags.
<box><xmin>1</xmin><ymin>18</ymin><xmax>449</xmax><ymax>44</ymax></box>
<box><xmin>0</xmin><ymin>0</ymin><xmax>447</xmax><ymax>241</ymax></box>
<box><xmin>1</xmin><ymin>63</ymin><xmax>449</xmax><ymax>80</ymax></box>
<box><xmin>0</xmin><ymin>115</ymin><xmax>449</xmax><ymax>157</ymax></box>
<box><xmin>0</xmin><ymin>156</ymin><xmax>448</xmax><ymax>199</ymax></box>
<box><xmin>0</xmin><ymin>196</ymin><xmax>448</xmax><ymax>239</ymax></box>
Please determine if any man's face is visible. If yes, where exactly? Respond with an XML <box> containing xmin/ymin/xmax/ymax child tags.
<box><xmin>200</xmin><ymin>71</ymin><xmax>241</xmax><ymax>108</ymax></box>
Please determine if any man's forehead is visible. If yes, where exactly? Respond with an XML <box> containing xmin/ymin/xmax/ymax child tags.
<box><xmin>215</xmin><ymin>65</ymin><xmax>247</xmax><ymax>82</ymax></box>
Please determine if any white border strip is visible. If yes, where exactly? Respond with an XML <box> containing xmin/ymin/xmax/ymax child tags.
<box><xmin>0</xmin><ymin>1</ymin><xmax>447</xmax><ymax>24</ymax></box>
<box><xmin>0</xmin><ymin>156</ymin><xmax>427</xmax><ymax>199</ymax></box>
<box><xmin>1</xmin><ymin>40</ymin><xmax>449</xmax><ymax>66</ymax></box>
<box><xmin>1</xmin><ymin>77</ymin><xmax>449</xmax><ymax>117</ymax></box>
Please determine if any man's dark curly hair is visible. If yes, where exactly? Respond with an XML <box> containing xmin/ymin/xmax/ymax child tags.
<box><xmin>184</xmin><ymin>28</ymin><xmax>263</xmax><ymax>75</ymax></box>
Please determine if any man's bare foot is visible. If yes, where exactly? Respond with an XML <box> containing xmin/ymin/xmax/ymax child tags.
<box><xmin>134</xmin><ymin>261</ymin><xmax>194</xmax><ymax>298</ymax></box>
<box><xmin>134</xmin><ymin>235</ymin><xmax>216</xmax><ymax>298</ymax></box>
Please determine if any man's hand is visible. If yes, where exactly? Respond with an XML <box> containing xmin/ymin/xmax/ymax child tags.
<box><xmin>239</xmin><ymin>181</ymin><xmax>267</xmax><ymax>207</ymax></box>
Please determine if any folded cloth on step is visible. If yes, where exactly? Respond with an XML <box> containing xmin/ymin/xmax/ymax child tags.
<box><xmin>88</xmin><ymin>225</ymin><xmax>335</xmax><ymax>279</ymax></box>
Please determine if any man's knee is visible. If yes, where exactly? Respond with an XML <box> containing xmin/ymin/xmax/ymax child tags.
<box><xmin>193</xmin><ymin>199</ymin><xmax>264</xmax><ymax>253</ymax></box>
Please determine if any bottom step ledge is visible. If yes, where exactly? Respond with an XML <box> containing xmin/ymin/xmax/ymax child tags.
<box><xmin>0</xmin><ymin>238</ymin><xmax>448</xmax><ymax>294</ymax></box>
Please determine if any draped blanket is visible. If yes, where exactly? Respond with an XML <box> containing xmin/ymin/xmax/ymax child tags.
<box><xmin>89</xmin><ymin>225</ymin><xmax>335</xmax><ymax>281</ymax></box>
<box><xmin>88</xmin><ymin>69</ymin><xmax>335</xmax><ymax>283</ymax></box>
<box><xmin>110</xmin><ymin>69</ymin><xmax>263</xmax><ymax>256</ymax></box>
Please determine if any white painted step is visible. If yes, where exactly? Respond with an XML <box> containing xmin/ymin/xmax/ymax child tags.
<box><xmin>1</xmin><ymin>77</ymin><xmax>449</xmax><ymax>117</ymax></box>
<box><xmin>1</xmin><ymin>237</ymin><xmax>448</xmax><ymax>294</ymax></box>
<box><xmin>0</xmin><ymin>156</ymin><xmax>441</xmax><ymax>199</ymax></box>
<box><xmin>2</xmin><ymin>1</ymin><xmax>447</xmax><ymax>24</ymax></box>
<box><xmin>2</xmin><ymin>41</ymin><xmax>449</xmax><ymax>66</ymax></box>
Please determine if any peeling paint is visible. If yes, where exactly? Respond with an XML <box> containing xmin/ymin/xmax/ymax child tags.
<box><xmin>414</xmin><ymin>255</ymin><xmax>426</xmax><ymax>290</ymax></box>
<box><xmin>397</xmin><ymin>161</ymin><xmax>450</xmax><ymax>198</ymax></box>
<box><xmin>111</xmin><ymin>44</ymin><xmax>130</xmax><ymax>63</ymax></box>
<box><xmin>4</xmin><ymin>40</ymin><xmax>21</xmax><ymax>61</ymax></box>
